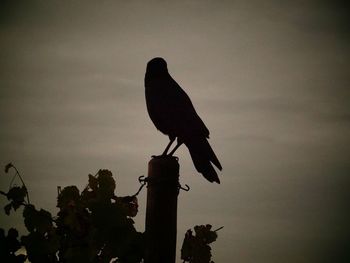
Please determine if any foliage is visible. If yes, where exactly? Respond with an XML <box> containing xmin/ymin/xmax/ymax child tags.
<box><xmin>181</xmin><ymin>224</ymin><xmax>220</xmax><ymax>263</ymax></box>
<box><xmin>1</xmin><ymin>163</ymin><xmax>220</xmax><ymax>263</ymax></box>
<box><xmin>3</xmin><ymin>186</ymin><xmax>27</xmax><ymax>215</ymax></box>
<box><xmin>0</xmin><ymin>228</ymin><xmax>26</xmax><ymax>263</ymax></box>
<box><xmin>1</xmin><ymin>165</ymin><xmax>143</xmax><ymax>263</ymax></box>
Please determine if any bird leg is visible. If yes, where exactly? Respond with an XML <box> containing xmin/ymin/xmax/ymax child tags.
<box><xmin>162</xmin><ymin>136</ymin><xmax>175</xmax><ymax>156</ymax></box>
<box><xmin>168</xmin><ymin>139</ymin><xmax>183</xmax><ymax>156</ymax></box>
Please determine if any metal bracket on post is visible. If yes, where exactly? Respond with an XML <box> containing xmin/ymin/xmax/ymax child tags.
<box><xmin>178</xmin><ymin>183</ymin><xmax>190</xmax><ymax>192</ymax></box>
<box><xmin>132</xmin><ymin>175</ymin><xmax>148</xmax><ymax>197</ymax></box>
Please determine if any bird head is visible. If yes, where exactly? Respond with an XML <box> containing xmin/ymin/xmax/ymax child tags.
<box><xmin>146</xmin><ymin>57</ymin><xmax>168</xmax><ymax>76</ymax></box>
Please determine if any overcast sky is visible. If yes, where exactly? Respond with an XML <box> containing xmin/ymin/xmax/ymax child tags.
<box><xmin>1</xmin><ymin>1</ymin><xmax>349</xmax><ymax>262</ymax></box>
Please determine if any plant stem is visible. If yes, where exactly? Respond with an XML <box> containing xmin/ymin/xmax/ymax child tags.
<box><xmin>12</xmin><ymin>166</ymin><xmax>30</xmax><ymax>204</ymax></box>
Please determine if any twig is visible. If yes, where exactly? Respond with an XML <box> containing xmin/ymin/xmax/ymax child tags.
<box><xmin>213</xmin><ymin>226</ymin><xmax>224</xmax><ymax>232</ymax></box>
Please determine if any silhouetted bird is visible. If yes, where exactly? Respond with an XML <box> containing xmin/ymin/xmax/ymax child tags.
<box><xmin>145</xmin><ymin>57</ymin><xmax>222</xmax><ymax>183</ymax></box>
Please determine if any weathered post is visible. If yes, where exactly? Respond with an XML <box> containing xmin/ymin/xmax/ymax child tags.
<box><xmin>145</xmin><ymin>155</ymin><xmax>179</xmax><ymax>263</ymax></box>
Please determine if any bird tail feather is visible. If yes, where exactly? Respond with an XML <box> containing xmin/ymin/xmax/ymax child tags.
<box><xmin>185</xmin><ymin>137</ymin><xmax>222</xmax><ymax>183</ymax></box>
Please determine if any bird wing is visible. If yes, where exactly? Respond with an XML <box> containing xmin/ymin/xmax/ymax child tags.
<box><xmin>165</xmin><ymin>77</ymin><xmax>210</xmax><ymax>138</ymax></box>
<box><xmin>167</xmin><ymin>78</ymin><xmax>222</xmax><ymax>176</ymax></box>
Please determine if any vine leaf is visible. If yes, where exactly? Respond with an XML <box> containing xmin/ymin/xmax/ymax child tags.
<box><xmin>3</xmin><ymin>186</ymin><xmax>27</xmax><ymax>215</ymax></box>
<box><xmin>88</xmin><ymin>174</ymin><xmax>98</xmax><ymax>191</ymax></box>
<box><xmin>21</xmin><ymin>230</ymin><xmax>59</xmax><ymax>263</ymax></box>
<box><xmin>194</xmin><ymin>225</ymin><xmax>217</xmax><ymax>244</ymax></box>
<box><xmin>0</xmin><ymin>227</ymin><xmax>27</xmax><ymax>262</ymax></box>
<box><xmin>96</xmin><ymin>169</ymin><xmax>116</xmax><ymax>199</ymax></box>
<box><xmin>57</xmin><ymin>186</ymin><xmax>80</xmax><ymax>209</ymax></box>
<box><xmin>118</xmin><ymin>196</ymin><xmax>139</xmax><ymax>218</ymax></box>
<box><xmin>23</xmin><ymin>205</ymin><xmax>53</xmax><ymax>234</ymax></box>
<box><xmin>181</xmin><ymin>224</ymin><xmax>219</xmax><ymax>263</ymax></box>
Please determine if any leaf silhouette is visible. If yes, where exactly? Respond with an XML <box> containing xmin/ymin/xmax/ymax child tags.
<box><xmin>0</xmin><ymin>227</ymin><xmax>27</xmax><ymax>263</ymax></box>
<box><xmin>181</xmin><ymin>225</ymin><xmax>219</xmax><ymax>263</ymax></box>
<box><xmin>3</xmin><ymin>186</ymin><xmax>27</xmax><ymax>215</ymax></box>
<box><xmin>88</xmin><ymin>174</ymin><xmax>98</xmax><ymax>191</ymax></box>
<box><xmin>118</xmin><ymin>196</ymin><xmax>139</xmax><ymax>218</ymax></box>
<box><xmin>57</xmin><ymin>186</ymin><xmax>80</xmax><ymax>209</ymax></box>
<box><xmin>23</xmin><ymin>205</ymin><xmax>53</xmax><ymax>234</ymax></box>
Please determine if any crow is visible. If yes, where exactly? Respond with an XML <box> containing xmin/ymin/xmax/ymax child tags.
<box><xmin>145</xmin><ymin>57</ymin><xmax>222</xmax><ymax>183</ymax></box>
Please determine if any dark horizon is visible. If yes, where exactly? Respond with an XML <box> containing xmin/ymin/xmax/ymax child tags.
<box><xmin>1</xmin><ymin>1</ymin><xmax>349</xmax><ymax>262</ymax></box>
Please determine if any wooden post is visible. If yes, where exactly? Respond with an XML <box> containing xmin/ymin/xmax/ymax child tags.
<box><xmin>145</xmin><ymin>156</ymin><xmax>179</xmax><ymax>263</ymax></box>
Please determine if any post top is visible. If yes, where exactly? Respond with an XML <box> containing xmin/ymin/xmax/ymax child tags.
<box><xmin>148</xmin><ymin>155</ymin><xmax>180</xmax><ymax>180</ymax></box>
<box><xmin>149</xmin><ymin>155</ymin><xmax>179</xmax><ymax>165</ymax></box>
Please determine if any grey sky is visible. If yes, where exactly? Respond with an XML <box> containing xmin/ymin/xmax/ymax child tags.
<box><xmin>1</xmin><ymin>1</ymin><xmax>349</xmax><ymax>262</ymax></box>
